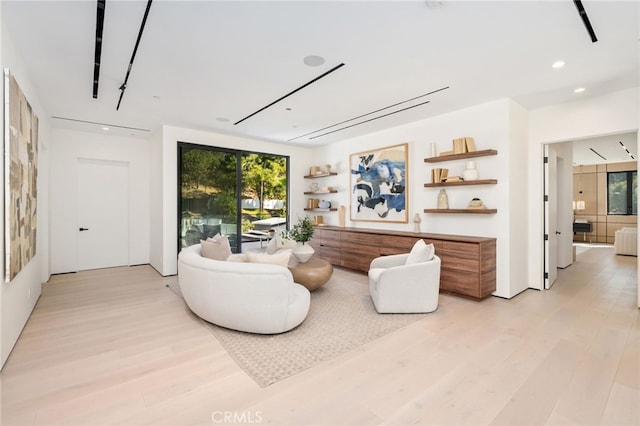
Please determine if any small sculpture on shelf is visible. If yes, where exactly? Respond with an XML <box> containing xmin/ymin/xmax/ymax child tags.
<box><xmin>467</xmin><ymin>197</ymin><xmax>486</xmax><ymax>209</ymax></box>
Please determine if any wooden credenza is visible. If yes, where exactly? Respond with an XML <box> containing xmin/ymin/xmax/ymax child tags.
<box><xmin>309</xmin><ymin>226</ymin><xmax>496</xmax><ymax>300</ymax></box>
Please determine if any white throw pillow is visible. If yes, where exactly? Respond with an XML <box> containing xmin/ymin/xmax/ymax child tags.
<box><xmin>405</xmin><ymin>240</ymin><xmax>434</xmax><ymax>265</ymax></box>
<box><xmin>276</xmin><ymin>234</ymin><xmax>298</xmax><ymax>249</ymax></box>
<box><xmin>200</xmin><ymin>236</ymin><xmax>232</xmax><ymax>261</ymax></box>
<box><xmin>206</xmin><ymin>233</ymin><xmax>223</xmax><ymax>242</ymax></box>
<box><xmin>265</xmin><ymin>237</ymin><xmax>278</xmax><ymax>254</ymax></box>
<box><xmin>246</xmin><ymin>249</ymin><xmax>292</xmax><ymax>267</ymax></box>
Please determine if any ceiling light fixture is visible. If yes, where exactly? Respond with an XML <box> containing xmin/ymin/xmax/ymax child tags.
<box><xmin>92</xmin><ymin>0</ymin><xmax>106</xmax><ymax>99</ymax></box>
<box><xmin>589</xmin><ymin>147</ymin><xmax>606</xmax><ymax>161</ymax></box>
<box><xmin>51</xmin><ymin>116</ymin><xmax>150</xmax><ymax>132</ymax></box>
<box><xmin>116</xmin><ymin>0</ymin><xmax>153</xmax><ymax>110</ymax></box>
<box><xmin>619</xmin><ymin>140</ymin><xmax>635</xmax><ymax>160</ymax></box>
<box><xmin>101</xmin><ymin>126</ymin><xmax>109</xmax><ymax>131</ymax></box>
<box><xmin>573</xmin><ymin>0</ymin><xmax>598</xmax><ymax>43</ymax></box>
<box><xmin>234</xmin><ymin>63</ymin><xmax>345</xmax><ymax>126</ymax></box>
<box><xmin>574</xmin><ymin>87</ymin><xmax>585</xmax><ymax>93</ymax></box>
<box><xmin>575</xmin><ymin>165</ymin><xmax>586</xmax><ymax>211</ymax></box>
<box><xmin>303</xmin><ymin>55</ymin><xmax>325</xmax><ymax>67</ymax></box>
<box><xmin>289</xmin><ymin>86</ymin><xmax>449</xmax><ymax>142</ymax></box>
<box><xmin>552</xmin><ymin>60</ymin><xmax>565</xmax><ymax>69</ymax></box>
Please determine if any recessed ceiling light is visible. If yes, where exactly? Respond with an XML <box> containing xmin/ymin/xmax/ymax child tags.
<box><xmin>101</xmin><ymin>126</ymin><xmax>109</xmax><ymax>131</ymax></box>
<box><xmin>574</xmin><ymin>87</ymin><xmax>585</xmax><ymax>93</ymax></box>
<box><xmin>216</xmin><ymin>117</ymin><xmax>230</xmax><ymax>123</ymax></box>
<box><xmin>303</xmin><ymin>55</ymin><xmax>325</xmax><ymax>67</ymax></box>
<box><xmin>552</xmin><ymin>60</ymin><xmax>565</xmax><ymax>69</ymax></box>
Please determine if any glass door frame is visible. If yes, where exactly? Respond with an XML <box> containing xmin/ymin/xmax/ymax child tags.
<box><xmin>177</xmin><ymin>141</ymin><xmax>290</xmax><ymax>254</ymax></box>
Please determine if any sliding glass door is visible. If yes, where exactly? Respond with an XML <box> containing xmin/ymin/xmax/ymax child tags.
<box><xmin>178</xmin><ymin>143</ymin><xmax>289</xmax><ymax>253</ymax></box>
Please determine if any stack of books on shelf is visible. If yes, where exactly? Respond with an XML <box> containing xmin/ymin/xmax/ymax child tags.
<box><xmin>431</xmin><ymin>168</ymin><xmax>448</xmax><ymax>183</ymax></box>
<box><xmin>440</xmin><ymin>137</ymin><xmax>476</xmax><ymax>156</ymax></box>
<box><xmin>443</xmin><ymin>176</ymin><xmax>463</xmax><ymax>182</ymax></box>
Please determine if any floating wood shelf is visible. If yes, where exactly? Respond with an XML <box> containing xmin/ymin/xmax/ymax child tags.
<box><xmin>303</xmin><ymin>172</ymin><xmax>338</xmax><ymax>179</ymax></box>
<box><xmin>304</xmin><ymin>208</ymin><xmax>338</xmax><ymax>212</ymax></box>
<box><xmin>424</xmin><ymin>179</ymin><xmax>498</xmax><ymax>187</ymax></box>
<box><xmin>423</xmin><ymin>208</ymin><xmax>497</xmax><ymax>214</ymax></box>
<box><xmin>424</xmin><ymin>149</ymin><xmax>498</xmax><ymax>163</ymax></box>
<box><xmin>304</xmin><ymin>190</ymin><xmax>338</xmax><ymax>195</ymax></box>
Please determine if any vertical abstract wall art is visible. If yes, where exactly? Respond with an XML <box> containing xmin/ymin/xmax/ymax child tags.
<box><xmin>350</xmin><ymin>143</ymin><xmax>408</xmax><ymax>223</ymax></box>
<box><xmin>4</xmin><ymin>69</ymin><xmax>38</xmax><ymax>282</ymax></box>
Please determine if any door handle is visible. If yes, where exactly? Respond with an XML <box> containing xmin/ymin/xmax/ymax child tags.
<box><xmin>555</xmin><ymin>231</ymin><xmax>561</xmax><ymax>235</ymax></box>
<box><xmin>79</xmin><ymin>227</ymin><xmax>89</xmax><ymax>231</ymax></box>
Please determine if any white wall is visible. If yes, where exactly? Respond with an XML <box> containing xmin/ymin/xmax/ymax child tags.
<box><xmin>529</xmin><ymin>87</ymin><xmax>639</xmax><ymax>301</ymax></box>
<box><xmin>1</xmin><ymin>17</ymin><xmax>51</xmax><ymax>369</ymax></box>
<box><xmin>312</xmin><ymin>98</ymin><xmax>529</xmax><ymax>298</ymax></box>
<box><xmin>154</xmin><ymin>126</ymin><xmax>314</xmax><ymax>276</ymax></box>
<box><xmin>49</xmin><ymin>129</ymin><xmax>150</xmax><ymax>274</ymax></box>
<box><xmin>507</xmin><ymin>101</ymin><xmax>530</xmax><ymax>296</ymax></box>
<box><xmin>149</xmin><ymin>129</ymin><xmax>164</xmax><ymax>274</ymax></box>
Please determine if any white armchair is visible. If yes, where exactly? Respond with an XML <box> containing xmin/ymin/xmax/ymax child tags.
<box><xmin>368</xmin><ymin>253</ymin><xmax>441</xmax><ymax>313</ymax></box>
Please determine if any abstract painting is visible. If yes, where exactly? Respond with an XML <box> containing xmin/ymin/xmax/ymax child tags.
<box><xmin>4</xmin><ymin>69</ymin><xmax>38</xmax><ymax>282</ymax></box>
<box><xmin>350</xmin><ymin>143</ymin><xmax>408</xmax><ymax>223</ymax></box>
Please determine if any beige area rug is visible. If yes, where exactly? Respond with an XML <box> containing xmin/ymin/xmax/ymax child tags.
<box><xmin>169</xmin><ymin>267</ymin><xmax>428</xmax><ymax>387</ymax></box>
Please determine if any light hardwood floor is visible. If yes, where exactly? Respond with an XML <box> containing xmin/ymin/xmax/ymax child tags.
<box><xmin>1</xmin><ymin>246</ymin><xmax>638</xmax><ymax>426</ymax></box>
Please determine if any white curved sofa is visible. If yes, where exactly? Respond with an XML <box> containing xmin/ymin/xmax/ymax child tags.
<box><xmin>177</xmin><ymin>244</ymin><xmax>310</xmax><ymax>334</ymax></box>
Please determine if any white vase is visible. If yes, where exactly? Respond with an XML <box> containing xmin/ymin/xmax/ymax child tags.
<box><xmin>293</xmin><ymin>242</ymin><xmax>314</xmax><ymax>263</ymax></box>
<box><xmin>462</xmin><ymin>160</ymin><xmax>479</xmax><ymax>181</ymax></box>
<box><xmin>437</xmin><ymin>189</ymin><xmax>449</xmax><ymax>209</ymax></box>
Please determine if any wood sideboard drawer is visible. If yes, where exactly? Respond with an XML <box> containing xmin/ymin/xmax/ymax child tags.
<box><xmin>340</xmin><ymin>231</ymin><xmax>377</xmax><ymax>246</ymax></box>
<box><xmin>379</xmin><ymin>235</ymin><xmax>418</xmax><ymax>251</ymax></box>
<box><xmin>439</xmin><ymin>241</ymin><xmax>480</xmax><ymax>260</ymax></box>
<box><xmin>440</xmin><ymin>256</ymin><xmax>479</xmax><ymax>272</ymax></box>
<box><xmin>441</xmin><ymin>269</ymin><xmax>483</xmax><ymax>298</ymax></box>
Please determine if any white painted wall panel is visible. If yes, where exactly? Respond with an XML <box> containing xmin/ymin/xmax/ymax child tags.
<box><xmin>50</xmin><ymin>129</ymin><xmax>150</xmax><ymax>273</ymax></box>
<box><xmin>0</xmin><ymin>19</ymin><xmax>50</xmax><ymax>368</ymax></box>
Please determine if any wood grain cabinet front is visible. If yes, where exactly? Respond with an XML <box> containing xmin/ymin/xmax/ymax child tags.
<box><xmin>309</xmin><ymin>226</ymin><xmax>496</xmax><ymax>300</ymax></box>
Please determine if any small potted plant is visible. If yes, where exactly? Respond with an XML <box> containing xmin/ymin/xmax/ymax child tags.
<box><xmin>289</xmin><ymin>216</ymin><xmax>315</xmax><ymax>262</ymax></box>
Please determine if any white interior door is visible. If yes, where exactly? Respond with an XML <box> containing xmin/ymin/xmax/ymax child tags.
<box><xmin>77</xmin><ymin>159</ymin><xmax>129</xmax><ymax>271</ymax></box>
<box><xmin>544</xmin><ymin>146</ymin><xmax>558</xmax><ymax>289</ymax></box>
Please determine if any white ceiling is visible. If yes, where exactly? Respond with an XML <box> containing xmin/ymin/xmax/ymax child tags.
<box><xmin>572</xmin><ymin>131</ymin><xmax>638</xmax><ymax>165</ymax></box>
<box><xmin>2</xmin><ymin>1</ymin><xmax>639</xmax><ymax>146</ymax></box>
